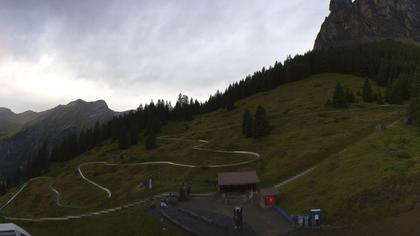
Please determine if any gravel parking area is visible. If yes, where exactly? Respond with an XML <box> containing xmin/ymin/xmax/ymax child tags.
<box><xmin>179</xmin><ymin>194</ymin><xmax>295</xmax><ymax>236</ymax></box>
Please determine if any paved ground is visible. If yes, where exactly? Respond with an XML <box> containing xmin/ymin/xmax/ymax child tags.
<box><xmin>297</xmin><ymin>207</ymin><xmax>420</xmax><ymax>236</ymax></box>
<box><xmin>153</xmin><ymin>204</ymin><xmax>258</xmax><ymax>236</ymax></box>
<box><xmin>179</xmin><ymin>194</ymin><xmax>295</xmax><ymax>236</ymax></box>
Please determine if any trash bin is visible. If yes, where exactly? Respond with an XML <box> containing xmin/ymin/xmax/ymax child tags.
<box><xmin>310</xmin><ymin>209</ymin><xmax>321</xmax><ymax>228</ymax></box>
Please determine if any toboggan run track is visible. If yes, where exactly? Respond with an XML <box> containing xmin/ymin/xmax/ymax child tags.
<box><xmin>0</xmin><ymin>135</ymin><xmax>263</xmax><ymax>222</ymax></box>
<box><xmin>1</xmin><ymin>115</ymin><xmax>396</xmax><ymax>222</ymax></box>
<box><xmin>0</xmin><ymin>105</ymin><xmax>399</xmax><ymax>222</ymax></box>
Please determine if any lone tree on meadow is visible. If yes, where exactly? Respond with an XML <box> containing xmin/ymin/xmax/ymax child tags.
<box><xmin>362</xmin><ymin>79</ymin><xmax>374</xmax><ymax>102</ymax></box>
<box><xmin>253</xmin><ymin>105</ymin><xmax>270</xmax><ymax>138</ymax></box>
<box><xmin>242</xmin><ymin>110</ymin><xmax>254</xmax><ymax>138</ymax></box>
<box><xmin>332</xmin><ymin>82</ymin><xmax>348</xmax><ymax>108</ymax></box>
<box><xmin>345</xmin><ymin>88</ymin><xmax>356</xmax><ymax>103</ymax></box>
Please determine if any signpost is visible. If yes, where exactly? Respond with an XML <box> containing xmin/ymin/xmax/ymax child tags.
<box><xmin>233</xmin><ymin>206</ymin><xmax>243</xmax><ymax>230</ymax></box>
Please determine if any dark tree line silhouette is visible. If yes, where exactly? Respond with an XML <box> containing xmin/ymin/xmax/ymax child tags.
<box><xmin>5</xmin><ymin>40</ymin><xmax>420</xmax><ymax>193</ymax></box>
<box><xmin>409</xmin><ymin>65</ymin><xmax>420</xmax><ymax>128</ymax></box>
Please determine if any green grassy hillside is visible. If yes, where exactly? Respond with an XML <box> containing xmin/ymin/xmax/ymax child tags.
<box><xmin>281</xmin><ymin>120</ymin><xmax>420</xmax><ymax>223</ymax></box>
<box><xmin>0</xmin><ymin>73</ymin><xmax>406</xmax><ymax>235</ymax></box>
<box><xmin>0</xmin><ymin>110</ymin><xmax>39</xmax><ymax>138</ymax></box>
<box><xmin>7</xmin><ymin>207</ymin><xmax>179</xmax><ymax>236</ymax></box>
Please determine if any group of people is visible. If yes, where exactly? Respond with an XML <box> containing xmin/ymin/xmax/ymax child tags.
<box><xmin>178</xmin><ymin>182</ymin><xmax>191</xmax><ymax>202</ymax></box>
<box><xmin>159</xmin><ymin>182</ymin><xmax>192</xmax><ymax>209</ymax></box>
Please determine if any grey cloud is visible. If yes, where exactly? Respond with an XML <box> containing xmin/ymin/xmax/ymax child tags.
<box><xmin>0</xmin><ymin>0</ymin><xmax>329</xmax><ymax>112</ymax></box>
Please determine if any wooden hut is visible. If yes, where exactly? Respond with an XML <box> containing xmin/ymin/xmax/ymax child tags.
<box><xmin>218</xmin><ymin>171</ymin><xmax>259</xmax><ymax>194</ymax></box>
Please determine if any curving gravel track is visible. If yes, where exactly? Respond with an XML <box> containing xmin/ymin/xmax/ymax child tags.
<box><xmin>2</xmin><ymin>116</ymin><xmax>400</xmax><ymax>222</ymax></box>
<box><xmin>0</xmin><ymin>136</ymin><xmax>261</xmax><ymax>222</ymax></box>
<box><xmin>78</xmin><ymin>137</ymin><xmax>260</xmax><ymax>199</ymax></box>
<box><xmin>0</xmin><ymin>177</ymin><xmax>81</xmax><ymax>213</ymax></box>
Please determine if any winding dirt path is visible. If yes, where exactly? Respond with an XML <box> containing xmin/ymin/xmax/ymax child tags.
<box><xmin>1</xmin><ymin>116</ymin><xmax>401</xmax><ymax>222</ymax></box>
<box><xmin>0</xmin><ymin>177</ymin><xmax>79</xmax><ymax>213</ymax></box>
<box><xmin>0</xmin><ymin>136</ymin><xmax>261</xmax><ymax>222</ymax></box>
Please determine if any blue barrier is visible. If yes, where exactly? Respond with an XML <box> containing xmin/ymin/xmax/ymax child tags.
<box><xmin>272</xmin><ymin>204</ymin><xmax>294</xmax><ymax>224</ymax></box>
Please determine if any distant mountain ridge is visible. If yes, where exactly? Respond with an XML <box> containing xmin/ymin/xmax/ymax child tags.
<box><xmin>0</xmin><ymin>99</ymin><xmax>120</xmax><ymax>176</ymax></box>
<box><xmin>0</xmin><ymin>108</ymin><xmax>39</xmax><ymax>138</ymax></box>
<box><xmin>314</xmin><ymin>0</ymin><xmax>420</xmax><ymax>50</ymax></box>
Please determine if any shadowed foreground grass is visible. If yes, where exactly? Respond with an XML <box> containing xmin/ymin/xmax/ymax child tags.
<box><xmin>2</xmin><ymin>206</ymin><xmax>181</xmax><ymax>236</ymax></box>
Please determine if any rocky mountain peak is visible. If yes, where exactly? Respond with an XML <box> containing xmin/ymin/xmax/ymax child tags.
<box><xmin>0</xmin><ymin>107</ymin><xmax>14</xmax><ymax>115</ymax></box>
<box><xmin>0</xmin><ymin>98</ymin><xmax>118</xmax><ymax>174</ymax></box>
<box><xmin>68</xmin><ymin>98</ymin><xmax>86</xmax><ymax>106</ymax></box>
<box><xmin>314</xmin><ymin>0</ymin><xmax>420</xmax><ymax>50</ymax></box>
<box><xmin>330</xmin><ymin>0</ymin><xmax>352</xmax><ymax>12</ymax></box>
<box><xmin>66</xmin><ymin>99</ymin><xmax>109</xmax><ymax>110</ymax></box>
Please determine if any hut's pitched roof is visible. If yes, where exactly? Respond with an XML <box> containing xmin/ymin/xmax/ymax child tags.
<box><xmin>218</xmin><ymin>171</ymin><xmax>260</xmax><ymax>186</ymax></box>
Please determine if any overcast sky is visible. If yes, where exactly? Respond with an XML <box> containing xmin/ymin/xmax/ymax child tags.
<box><xmin>0</xmin><ymin>0</ymin><xmax>329</xmax><ymax>113</ymax></box>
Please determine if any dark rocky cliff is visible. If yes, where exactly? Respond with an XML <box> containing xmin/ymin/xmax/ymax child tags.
<box><xmin>314</xmin><ymin>0</ymin><xmax>420</xmax><ymax>50</ymax></box>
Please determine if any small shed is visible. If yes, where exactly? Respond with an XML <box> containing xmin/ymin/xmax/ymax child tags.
<box><xmin>218</xmin><ymin>171</ymin><xmax>259</xmax><ymax>193</ymax></box>
<box><xmin>259</xmin><ymin>187</ymin><xmax>280</xmax><ymax>208</ymax></box>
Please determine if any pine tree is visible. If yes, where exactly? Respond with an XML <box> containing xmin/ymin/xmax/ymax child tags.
<box><xmin>13</xmin><ymin>169</ymin><xmax>22</xmax><ymax>187</ymax></box>
<box><xmin>37</xmin><ymin>143</ymin><xmax>49</xmax><ymax>174</ymax></box>
<box><xmin>401</xmin><ymin>74</ymin><xmax>412</xmax><ymax>100</ymax></box>
<box><xmin>145</xmin><ymin>130</ymin><xmax>157</xmax><ymax>150</ymax></box>
<box><xmin>387</xmin><ymin>80</ymin><xmax>404</xmax><ymax>104</ymax></box>
<box><xmin>225</xmin><ymin>95</ymin><xmax>236</xmax><ymax>111</ymax></box>
<box><xmin>332</xmin><ymin>82</ymin><xmax>348</xmax><ymax>108</ymax></box>
<box><xmin>0</xmin><ymin>179</ymin><xmax>6</xmax><ymax>196</ymax></box>
<box><xmin>409</xmin><ymin>64</ymin><xmax>420</xmax><ymax>127</ymax></box>
<box><xmin>376</xmin><ymin>63</ymin><xmax>389</xmax><ymax>86</ymax></box>
<box><xmin>372</xmin><ymin>92</ymin><xmax>378</xmax><ymax>102</ymax></box>
<box><xmin>253</xmin><ymin>105</ymin><xmax>270</xmax><ymax>138</ymax></box>
<box><xmin>130</xmin><ymin>122</ymin><xmax>140</xmax><ymax>145</ymax></box>
<box><xmin>242</xmin><ymin>110</ymin><xmax>253</xmax><ymax>138</ymax></box>
<box><xmin>118</xmin><ymin>129</ymin><xmax>131</xmax><ymax>149</ymax></box>
<box><xmin>25</xmin><ymin>143</ymin><xmax>50</xmax><ymax>178</ymax></box>
<box><xmin>345</xmin><ymin>88</ymin><xmax>356</xmax><ymax>103</ymax></box>
<box><xmin>376</xmin><ymin>90</ymin><xmax>385</xmax><ymax>105</ymax></box>
<box><xmin>385</xmin><ymin>80</ymin><xmax>392</xmax><ymax>103</ymax></box>
<box><xmin>362</xmin><ymin>79</ymin><xmax>374</xmax><ymax>102</ymax></box>
<box><xmin>145</xmin><ymin>111</ymin><xmax>161</xmax><ymax>135</ymax></box>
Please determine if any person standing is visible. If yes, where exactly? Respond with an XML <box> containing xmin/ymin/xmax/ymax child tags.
<box><xmin>148</xmin><ymin>177</ymin><xmax>153</xmax><ymax>189</ymax></box>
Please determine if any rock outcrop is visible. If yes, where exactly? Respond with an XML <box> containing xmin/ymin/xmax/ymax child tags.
<box><xmin>314</xmin><ymin>0</ymin><xmax>420</xmax><ymax>50</ymax></box>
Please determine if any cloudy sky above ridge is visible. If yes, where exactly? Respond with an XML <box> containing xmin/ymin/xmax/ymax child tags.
<box><xmin>0</xmin><ymin>0</ymin><xmax>329</xmax><ymax>113</ymax></box>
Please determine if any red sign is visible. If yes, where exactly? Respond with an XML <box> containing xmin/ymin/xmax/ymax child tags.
<box><xmin>264</xmin><ymin>196</ymin><xmax>276</xmax><ymax>205</ymax></box>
